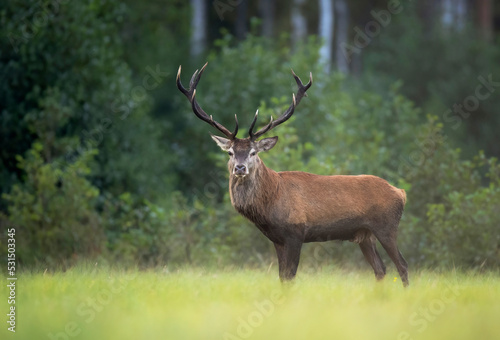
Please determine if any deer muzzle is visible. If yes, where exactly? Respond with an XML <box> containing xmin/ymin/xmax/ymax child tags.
<box><xmin>234</xmin><ymin>164</ymin><xmax>248</xmax><ymax>177</ymax></box>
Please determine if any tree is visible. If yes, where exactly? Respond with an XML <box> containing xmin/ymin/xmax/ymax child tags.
<box><xmin>441</xmin><ymin>0</ymin><xmax>467</xmax><ymax>31</ymax></box>
<box><xmin>0</xmin><ymin>0</ymin><xmax>133</xmax><ymax>204</ymax></box>
<box><xmin>291</xmin><ymin>0</ymin><xmax>307</xmax><ymax>48</ymax></box>
<box><xmin>260</xmin><ymin>0</ymin><xmax>275</xmax><ymax>38</ymax></box>
<box><xmin>190</xmin><ymin>0</ymin><xmax>207</xmax><ymax>57</ymax></box>
<box><xmin>335</xmin><ymin>0</ymin><xmax>349</xmax><ymax>73</ymax></box>
<box><xmin>235</xmin><ymin>0</ymin><xmax>249</xmax><ymax>40</ymax></box>
<box><xmin>319</xmin><ymin>0</ymin><xmax>334</xmax><ymax>73</ymax></box>
<box><xmin>0</xmin><ymin>0</ymin><xmax>175</xmax><ymax>265</ymax></box>
<box><xmin>477</xmin><ymin>0</ymin><xmax>493</xmax><ymax>41</ymax></box>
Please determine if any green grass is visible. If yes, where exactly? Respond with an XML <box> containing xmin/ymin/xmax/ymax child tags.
<box><xmin>2</xmin><ymin>265</ymin><xmax>500</xmax><ymax>340</ymax></box>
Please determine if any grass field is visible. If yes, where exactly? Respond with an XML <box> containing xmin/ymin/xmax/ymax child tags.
<box><xmin>2</xmin><ymin>265</ymin><xmax>500</xmax><ymax>340</ymax></box>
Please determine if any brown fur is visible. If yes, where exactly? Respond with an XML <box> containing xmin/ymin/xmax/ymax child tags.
<box><xmin>223</xmin><ymin>138</ymin><xmax>409</xmax><ymax>286</ymax></box>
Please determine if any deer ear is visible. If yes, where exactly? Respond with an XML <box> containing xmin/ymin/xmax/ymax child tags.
<box><xmin>257</xmin><ymin>136</ymin><xmax>278</xmax><ymax>152</ymax></box>
<box><xmin>211</xmin><ymin>134</ymin><xmax>232</xmax><ymax>151</ymax></box>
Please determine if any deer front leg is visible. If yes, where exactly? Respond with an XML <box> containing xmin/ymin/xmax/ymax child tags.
<box><xmin>273</xmin><ymin>238</ymin><xmax>303</xmax><ymax>281</ymax></box>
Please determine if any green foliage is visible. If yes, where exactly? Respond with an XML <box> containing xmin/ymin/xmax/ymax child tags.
<box><xmin>166</xmin><ymin>191</ymin><xmax>272</xmax><ymax>267</ymax></box>
<box><xmin>0</xmin><ymin>0</ymin><xmax>173</xmax><ymax>202</ymax></box>
<box><xmin>364</xmin><ymin>4</ymin><xmax>500</xmax><ymax>159</ymax></box>
<box><xmin>390</xmin><ymin>116</ymin><xmax>500</xmax><ymax>267</ymax></box>
<box><xmin>425</xmin><ymin>156</ymin><xmax>500</xmax><ymax>268</ymax></box>
<box><xmin>2</xmin><ymin>142</ymin><xmax>103</xmax><ymax>266</ymax></box>
<box><xmin>101</xmin><ymin>192</ymin><xmax>172</xmax><ymax>266</ymax></box>
<box><xmin>119</xmin><ymin>0</ymin><xmax>190</xmax><ymax>74</ymax></box>
<box><xmin>0</xmin><ymin>0</ymin><xmax>128</xmax><ymax>191</ymax></box>
<box><xmin>1</xmin><ymin>2</ymin><xmax>499</xmax><ymax>271</ymax></box>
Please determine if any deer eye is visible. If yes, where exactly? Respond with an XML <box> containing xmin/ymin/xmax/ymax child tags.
<box><xmin>250</xmin><ymin>151</ymin><xmax>256</xmax><ymax>157</ymax></box>
<box><xmin>228</xmin><ymin>151</ymin><xmax>233</xmax><ymax>156</ymax></box>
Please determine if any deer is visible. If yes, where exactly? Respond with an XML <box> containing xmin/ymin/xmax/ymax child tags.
<box><xmin>176</xmin><ymin>63</ymin><xmax>409</xmax><ymax>287</ymax></box>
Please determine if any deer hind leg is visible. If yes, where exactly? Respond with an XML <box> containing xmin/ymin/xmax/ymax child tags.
<box><xmin>358</xmin><ymin>232</ymin><xmax>386</xmax><ymax>281</ymax></box>
<box><xmin>373</xmin><ymin>230</ymin><xmax>409</xmax><ymax>287</ymax></box>
<box><xmin>273</xmin><ymin>238</ymin><xmax>302</xmax><ymax>282</ymax></box>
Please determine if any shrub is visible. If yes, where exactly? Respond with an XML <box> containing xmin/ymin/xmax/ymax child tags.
<box><xmin>2</xmin><ymin>142</ymin><xmax>103</xmax><ymax>267</ymax></box>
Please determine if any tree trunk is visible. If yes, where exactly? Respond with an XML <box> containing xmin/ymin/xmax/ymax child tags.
<box><xmin>441</xmin><ymin>0</ymin><xmax>453</xmax><ymax>28</ymax></box>
<box><xmin>260</xmin><ymin>0</ymin><xmax>275</xmax><ymax>38</ymax></box>
<box><xmin>335</xmin><ymin>0</ymin><xmax>349</xmax><ymax>74</ymax></box>
<box><xmin>477</xmin><ymin>0</ymin><xmax>493</xmax><ymax>41</ymax></box>
<box><xmin>319</xmin><ymin>0</ymin><xmax>334</xmax><ymax>73</ymax></box>
<box><xmin>291</xmin><ymin>0</ymin><xmax>307</xmax><ymax>48</ymax></box>
<box><xmin>455</xmin><ymin>0</ymin><xmax>467</xmax><ymax>31</ymax></box>
<box><xmin>190</xmin><ymin>0</ymin><xmax>207</xmax><ymax>58</ymax></box>
<box><xmin>441</xmin><ymin>0</ymin><xmax>467</xmax><ymax>31</ymax></box>
<box><xmin>235</xmin><ymin>0</ymin><xmax>248</xmax><ymax>40</ymax></box>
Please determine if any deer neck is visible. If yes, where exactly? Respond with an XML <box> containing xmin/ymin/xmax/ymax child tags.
<box><xmin>229</xmin><ymin>158</ymin><xmax>279</xmax><ymax>212</ymax></box>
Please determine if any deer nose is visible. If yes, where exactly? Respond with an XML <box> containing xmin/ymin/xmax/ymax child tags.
<box><xmin>234</xmin><ymin>164</ymin><xmax>247</xmax><ymax>176</ymax></box>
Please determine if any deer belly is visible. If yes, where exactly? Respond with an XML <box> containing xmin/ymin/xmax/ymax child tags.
<box><xmin>303</xmin><ymin>216</ymin><xmax>368</xmax><ymax>243</ymax></box>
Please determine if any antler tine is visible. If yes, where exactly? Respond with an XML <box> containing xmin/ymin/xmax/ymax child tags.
<box><xmin>259</xmin><ymin>116</ymin><xmax>274</xmax><ymax>136</ymax></box>
<box><xmin>176</xmin><ymin>65</ymin><xmax>189</xmax><ymax>97</ymax></box>
<box><xmin>291</xmin><ymin>69</ymin><xmax>313</xmax><ymax>103</ymax></box>
<box><xmin>249</xmin><ymin>70</ymin><xmax>312</xmax><ymax>140</ymax></box>
<box><xmin>248</xmin><ymin>110</ymin><xmax>259</xmax><ymax>139</ymax></box>
<box><xmin>190</xmin><ymin>62</ymin><xmax>208</xmax><ymax>89</ymax></box>
<box><xmin>189</xmin><ymin>69</ymin><xmax>199</xmax><ymax>89</ymax></box>
<box><xmin>177</xmin><ymin>63</ymin><xmax>238</xmax><ymax>139</ymax></box>
<box><xmin>229</xmin><ymin>114</ymin><xmax>239</xmax><ymax>139</ymax></box>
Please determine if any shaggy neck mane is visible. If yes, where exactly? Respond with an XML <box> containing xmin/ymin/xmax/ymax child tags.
<box><xmin>229</xmin><ymin>158</ymin><xmax>280</xmax><ymax>223</ymax></box>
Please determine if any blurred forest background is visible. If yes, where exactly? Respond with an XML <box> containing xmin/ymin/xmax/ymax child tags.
<box><xmin>1</xmin><ymin>0</ymin><xmax>499</xmax><ymax>271</ymax></box>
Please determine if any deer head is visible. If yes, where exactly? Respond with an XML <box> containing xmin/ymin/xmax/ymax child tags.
<box><xmin>176</xmin><ymin>63</ymin><xmax>312</xmax><ymax>179</ymax></box>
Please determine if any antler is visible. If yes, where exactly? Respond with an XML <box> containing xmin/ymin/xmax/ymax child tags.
<box><xmin>176</xmin><ymin>62</ymin><xmax>238</xmax><ymax>139</ymax></box>
<box><xmin>249</xmin><ymin>69</ymin><xmax>312</xmax><ymax>140</ymax></box>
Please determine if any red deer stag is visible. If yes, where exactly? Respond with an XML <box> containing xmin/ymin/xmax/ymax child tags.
<box><xmin>176</xmin><ymin>63</ymin><xmax>409</xmax><ymax>287</ymax></box>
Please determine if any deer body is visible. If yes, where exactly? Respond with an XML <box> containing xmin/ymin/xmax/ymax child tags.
<box><xmin>177</xmin><ymin>63</ymin><xmax>409</xmax><ymax>286</ymax></box>
<box><xmin>231</xmin><ymin>165</ymin><xmax>406</xmax><ymax>245</ymax></box>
